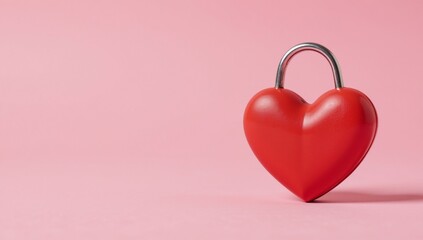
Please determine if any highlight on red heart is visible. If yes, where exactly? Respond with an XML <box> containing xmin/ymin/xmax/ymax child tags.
<box><xmin>243</xmin><ymin>43</ymin><xmax>378</xmax><ymax>202</ymax></box>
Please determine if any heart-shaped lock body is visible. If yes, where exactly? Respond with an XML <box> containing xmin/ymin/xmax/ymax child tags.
<box><xmin>244</xmin><ymin>43</ymin><xmax>377</xmax><ymax>202</ymax></box>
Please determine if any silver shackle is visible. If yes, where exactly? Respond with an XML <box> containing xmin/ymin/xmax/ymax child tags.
<box><xmin>275</xmin><ymin>42</ymin><xmax>344</xmax><ymax>89</ymax></box>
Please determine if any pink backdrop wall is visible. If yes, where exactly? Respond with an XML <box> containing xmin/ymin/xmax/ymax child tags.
<box><xmin>1</xmin><ymin>0</ymin><xmax>422</xmax><ymax>239</ymax></box>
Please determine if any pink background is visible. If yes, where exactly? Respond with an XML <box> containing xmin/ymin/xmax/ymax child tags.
<box><xmin>1</xmin><ymin>0</ymin><xmax>422</xmax><ymax>239</ymax></box>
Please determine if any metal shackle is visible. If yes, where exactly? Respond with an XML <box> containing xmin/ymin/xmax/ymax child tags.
<box><xmin>275</xmin><ymin>42</ymin><xmax>344</xmax><ymax>89</ymax></box>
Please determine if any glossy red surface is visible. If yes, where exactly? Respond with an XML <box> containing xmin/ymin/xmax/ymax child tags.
<box><xmin>244</xmin><ymin>87</ymin><xmax>378</xmax><ymax>202</ymax></box>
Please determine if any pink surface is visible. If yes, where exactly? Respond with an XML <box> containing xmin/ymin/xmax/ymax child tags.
<box><xmin>0</xmin><ymin>0</ymin><xmax>422</xmax><ymax>239</ymax></box>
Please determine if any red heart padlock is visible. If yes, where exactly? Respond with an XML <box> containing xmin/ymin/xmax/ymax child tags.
<box><xmin>244</xmin><ymin>43</ymin><xmax>378</xmax><ymax>202</ymax></box>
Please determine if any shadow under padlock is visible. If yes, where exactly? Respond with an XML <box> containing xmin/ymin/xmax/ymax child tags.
<box><xmin>243</xmin><ymin>42</ymin><xmax>378</xmax><ymax>202</ymax></box>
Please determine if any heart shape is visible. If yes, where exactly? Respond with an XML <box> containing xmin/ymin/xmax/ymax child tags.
<box><xmin>243</xmin><ymin>87</ymin><xmax>377</xmax><ymax>202</ymax></box>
